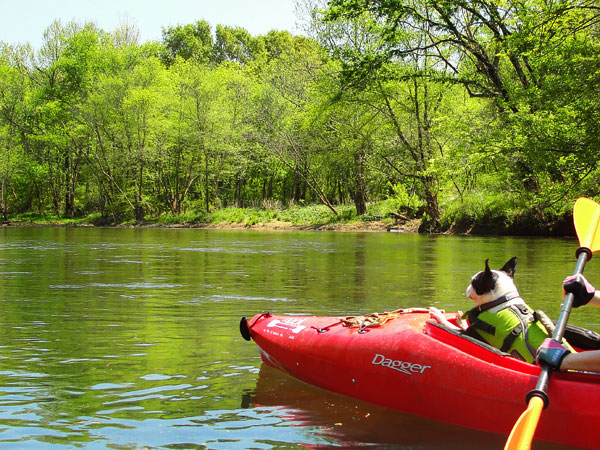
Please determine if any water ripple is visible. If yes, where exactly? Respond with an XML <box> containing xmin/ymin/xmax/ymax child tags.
<box><xmin>50</xmin><ymin>282</ymin><xmax>184</xmax><ymax>290</ymax></box>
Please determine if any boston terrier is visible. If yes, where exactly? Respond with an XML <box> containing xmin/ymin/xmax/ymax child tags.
<box><xmin>429</xmin><ymin>257</ymin><xmax>562</xmax><ymax>362</ymax></box>
<box><xmin>466</xmin><ymin>256</ymin><xmax>519</xmax><ymax>308</ymax></box>
<box><xmin>430</xmin><ymin>257</ymin><xmax>520</xmax><ymax>330</ymax></box>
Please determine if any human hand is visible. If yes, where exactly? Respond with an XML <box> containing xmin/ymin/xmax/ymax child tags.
<box><xmin>428</xmin><ymin>307</ymin><xmax>446</xmax><ymax>323</ymax></box>
<box><xmin>536</xmin><ymin>338</ymin><xmax>570</xmax><ymax>370</ymax></box>
<box><xmin>563</xmin><ymin>274</ymin><xmax>596</xmax><ymax>307</ymax></box>
<box><xmin>455</xmin><ymin>311</ymin><xmax>467</xmax><ymax>330</ymax></box>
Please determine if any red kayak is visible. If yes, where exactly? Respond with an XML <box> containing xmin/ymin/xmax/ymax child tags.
<box><xmin>240</xmin><ymin>309</ymin><xmax>600</xmax><ymax>449</ymax></box>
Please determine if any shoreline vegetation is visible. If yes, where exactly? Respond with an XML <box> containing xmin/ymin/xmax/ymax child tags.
<box><xmin>1</xmin><ymin>201</ymin><xmax>576</xmax><ymax>237</ymax></box>
<box><xmin>2</xmin><ymin>5</ymin><xmax>598</xmax><ymax>237</ymax></box>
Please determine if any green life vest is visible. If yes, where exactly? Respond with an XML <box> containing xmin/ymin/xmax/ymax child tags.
<box><xmin>465</xmin><ymin>296</ymin><xmax>574</xmax><ymax>363</ymax></box>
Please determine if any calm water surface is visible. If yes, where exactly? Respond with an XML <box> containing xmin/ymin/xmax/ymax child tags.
<box><xmin>0</xmin><ymin>227</ymin><xmax>594</xmax><ymax>449</ymax></box>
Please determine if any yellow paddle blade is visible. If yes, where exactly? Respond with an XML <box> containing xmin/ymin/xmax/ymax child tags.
<box><xmin>504</xmin><ymin>396</ymin><xmax>544</xmax><ymax>450</ymax></box>
<box><xmin>574</xmin><ymin>197</ymin><xmax>600</xmax><ymax>252</ymax></box>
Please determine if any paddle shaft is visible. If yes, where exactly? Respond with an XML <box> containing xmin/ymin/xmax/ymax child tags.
<box><xmin>530</xmin><ymin>249</ymin><xmax>590</xmax><ymax>400</ymax></box>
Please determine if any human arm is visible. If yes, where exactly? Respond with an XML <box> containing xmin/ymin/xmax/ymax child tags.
<box><xmin>537</xmin><ymin>338</ymin><xmax>600</xmax><ymax>372</ymax></box>
<box><xmin>559</xmin><ymin>351</ymin><xmax>600</xmax><ymax>372</ymax></box>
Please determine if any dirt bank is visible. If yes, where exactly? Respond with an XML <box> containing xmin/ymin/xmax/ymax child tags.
<box><xmin>158</xmin><ymin>218</ymin><xmax>422</xmax><ymax>233</ymax></box>
<box><xmin>2</xmin><ymin>218</ymin><xmax>422</xmax><ymax>233</ymax></box>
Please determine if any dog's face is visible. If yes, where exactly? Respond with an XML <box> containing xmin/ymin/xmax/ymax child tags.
<box><xmin>466</xmin><ymin>257</ymin><xmax>518</xmax><ymax>306</ymax></box>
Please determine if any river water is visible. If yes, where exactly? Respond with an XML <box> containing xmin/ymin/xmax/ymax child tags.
<box><xmin>0</xmin><ymin>227</ymin><xmax>593</xmax><ymax>449</ymax></box>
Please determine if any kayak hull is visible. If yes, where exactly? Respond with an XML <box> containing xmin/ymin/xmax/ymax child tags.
<box><xmin>243</xmin><ymin>311</ymin><xmax>600</xmax><ymax>449</ymax></box>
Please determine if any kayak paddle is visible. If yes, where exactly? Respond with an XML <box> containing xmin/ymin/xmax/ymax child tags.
<box><xmin>504</xmin><ymin>197</ymin><xmax>600</xmax><ymax>450</ymax></box>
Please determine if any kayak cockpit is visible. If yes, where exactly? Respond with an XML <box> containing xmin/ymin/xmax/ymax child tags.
<box><xmin>425</xmin><ymin>320</ymin><xmax>538</xmax><ymax>373</ymax></box>
<box><xmin>426</xmin><ymin>316</ymin><xmax>600</xmax><ymax>381</ymax></box>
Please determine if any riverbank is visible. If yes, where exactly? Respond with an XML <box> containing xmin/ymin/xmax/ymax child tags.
<box><xmin>0</xmin><ymin>201</ymin><xmax>575</xmax><ymax>236</ymax></box>
<box><xmin>2</xmin><ymin>217</ymin><xmax>421</xmax><ymax>233</ymax></box>
<box><xmin>1</xmin><ymin>216</ymin><xmax>575</xmax><ymax>236</ymax></box>
<box><xmin>1</xmin><ymin>202</ymin><xmax>423</xmax><ymax>233</ymax></box>
<box><xmin>161</xmin><ymin>218</ymin><xmax>422</xmax><ymax>233</ymax></box>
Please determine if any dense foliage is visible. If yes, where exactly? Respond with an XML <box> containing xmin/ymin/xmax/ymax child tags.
<box><xmin>1</xmin><ymin>0</ymin><xmax>599</xmax><ymax>233</ymax></box>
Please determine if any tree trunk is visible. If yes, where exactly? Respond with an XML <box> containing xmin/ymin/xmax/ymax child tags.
<box><xmin>353</xmin><ymin>146</ymin><xmax>367</xmax><ymax>216</ymax></box>
<box><xmin>419</xmin><ymin>175</ymin><xmax>441</xmax><ymax>232</ymax></box>
<box><xmin>64</xmin><ymin>152</ymin><xmax>75</xmax><ymax>218</ymax></box>
<box><xmin>135</xmin><ymin>163</ymin><xmax>144</xmax><ymax>222</ymax></box>
<box><xmin>0</xmin><ymin>179</ymin><xmax>7</xmax><ymax>222</ymax></box>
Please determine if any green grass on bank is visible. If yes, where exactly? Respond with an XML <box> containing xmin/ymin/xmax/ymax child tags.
<box><xmin>4</xmin><ymin>195</ymin><xmax>574</xmax><ymax>236</ymax></box>
<box><xmin>152</xmin><ymin>201</ymin><xmax>398</xmax><ymax>227</ymax></box>
<box><xmin>5</xmin><ymin>200</ymin><xmax>404</xmax><ymax>229</ymax></box>
<box><xmin>7</xmin><ymin>212</ymin><xmax>92</xmax><ymax>226</ymax></box>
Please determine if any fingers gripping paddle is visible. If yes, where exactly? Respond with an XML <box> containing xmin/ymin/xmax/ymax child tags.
<box><xmin>504</xmin><ymin>198</ymin><xmax>600</xmax><ymax>450</ymax></box>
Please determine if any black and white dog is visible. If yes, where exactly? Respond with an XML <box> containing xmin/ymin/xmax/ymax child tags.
<box><xmin>430</xmin><ymin>257</ymin><xmax>559</xmax><ymax>362</ymax></box>
<box><xmin>466</xmin><ymin>256</ymin><xmax>519</xmax><ymax>308</ymax></box>
<box><xmin>430</xmin><ymin>256</ymin><xmax>520</xmax><ymax>330</ymax></box>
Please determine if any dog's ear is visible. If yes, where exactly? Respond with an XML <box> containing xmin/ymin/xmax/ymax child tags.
<box><xmin>473</xmin><ymin>259</ymin><xmax>496</xmax><ymax>295</ymax></box>
<box><xmin>500</xmin><ymin>257</ymin><xmax>517</xmax><ymax>278</ymax></box>
<box><xmin>484</xmin><ymin>259</ymin><xmax>491</xmax><ymax>274</ymax></box>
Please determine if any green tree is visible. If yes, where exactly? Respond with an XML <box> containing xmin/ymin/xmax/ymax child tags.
<box><xmin>310</xmin><ymin>5</ymin><xmax>452</xmax><ymax>223</ymax></box>
<box><xmin>213</xmin><ymin>25</ymin><xmax>255</xmax><ymax>64</ymax></box>
<box><xmin>252</xmin><ymin>35</ymin><xmax>340</xmax><ymax>214</ymax></box>
<box><xmin>84</xmin><ymin>41</ymin><xmax>168</xmax><ymax>222</ymax></box>
<box><xmin>29</xmin><ymin>21</ymin><xmax>102</xmax><ymax>218</ymax></box>
<box><xmin>153</xmin><ymin>59</ymin><xmax>204</xmax><ymax>215</ymax></box>
<box><xmin>0</xmin><ymin>45</ymin><xmax>31</xmax><ymax>220</ymax></box>
<box><xmin>161</xmin><ymin>20</ymin><xmax>213</xmax><ymax>66</ymax></box>
<box><xmin>325</xmin><ymin>0</ymin><xmax>600</xmax><ymax>212</ymax></box>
